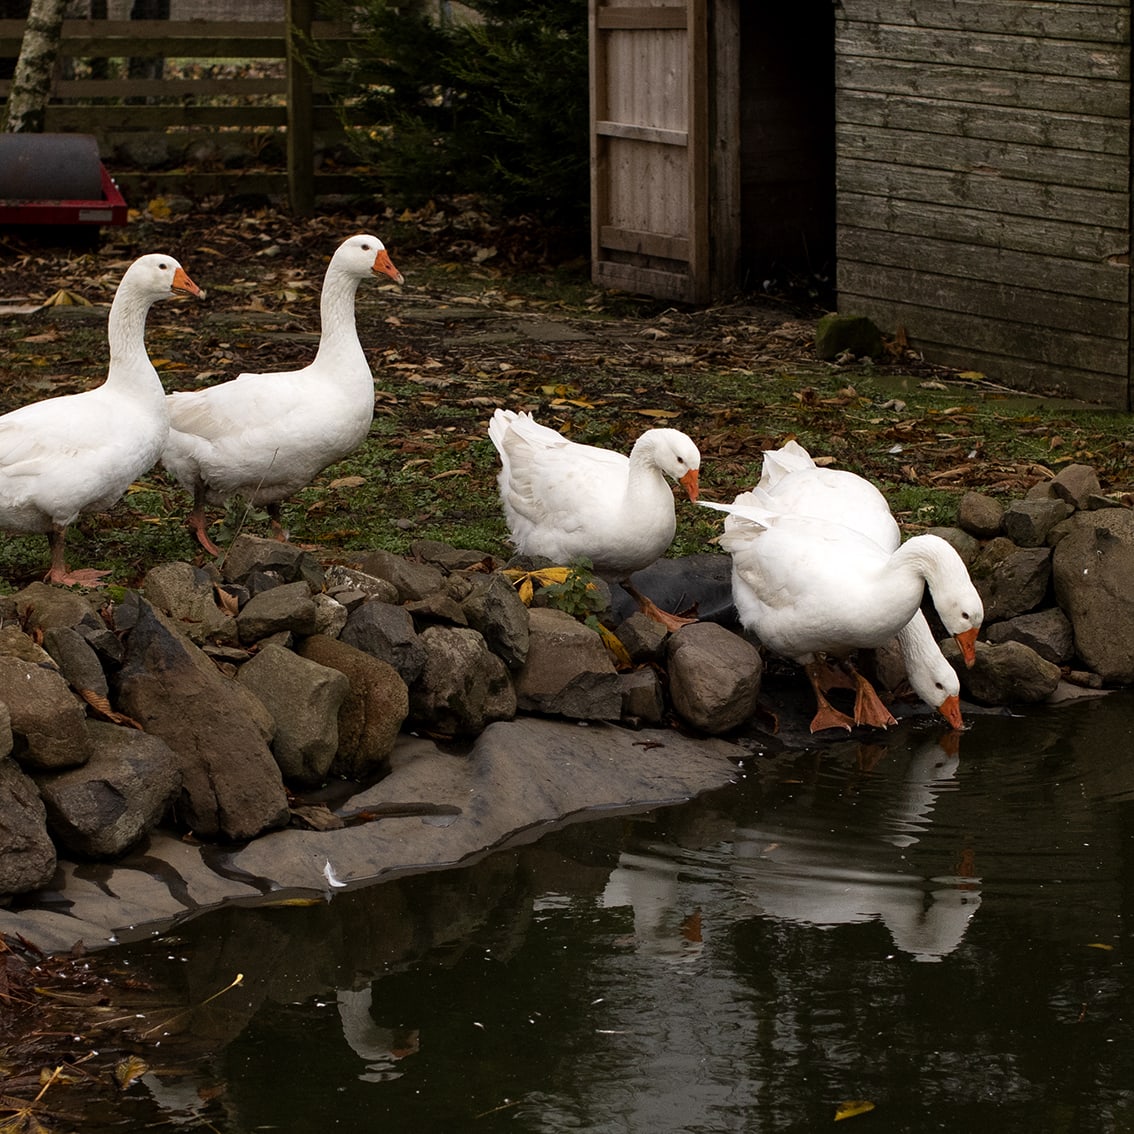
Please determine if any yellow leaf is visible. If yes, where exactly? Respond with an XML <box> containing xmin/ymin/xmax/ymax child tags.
<box><xmin>835</xmin><ymin>1100</ymin><xmax>875</xmax><ymax>1121</ymax></box>
<box><xmin>596</xmin><ymin>623</ymin><xmax>632</xmax><ymax>666</ymax></box>
<box><xmin>530</xmin><ymin>567</ymin><xmax>572</xmax><ymax>586</ymax></box>
<box><xmin>115</xmin><ymin>1055</ymin><xmax>149</xmax><ymax>1091</ymax></box>
<box><xmin>957</xmin><ymin>370</ymin><xmax>986</xmax><ymax>381</ymax></box>
<box><xmin>1087</xmin><ymin>942</ymin><xmax>1115</xmax><ymax>951</ymax></box>
<box><xmin>519</xmin><ymin>578</ymin><xmax>534</xmax><ymax>605</ymax></box>
<box><xmin>328</xmin><ymin>475</ymin><xmax>366</xmax><ymax>490</ymax></box>
<box><xmin>636</xmin><ymin>408</ymin><xmax>679</xmax><ymax>419</ymax></box>
<box><xmin>147</xmin><ymin>197</ymin><xmax>172</xmax><ymax>219</ymax></box>
<box><xmin>41</xmin><ymin>288</ymin><xmax>91</xmax><ymax>307</ymax></box>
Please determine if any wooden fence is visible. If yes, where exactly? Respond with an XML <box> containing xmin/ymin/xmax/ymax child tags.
<box><xmin>0</xmin><ymin>1</ymin><xmax>361</xmax><ymax>212</ymax></box>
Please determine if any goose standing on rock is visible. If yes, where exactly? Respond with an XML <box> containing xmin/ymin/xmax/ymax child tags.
<box><xmin>755</xmin><ymin>440</ymin><xmax>967</xmax><ymax>730</ymax></box>
<box><xmin>162</xmin><ymin>234</ymin><xmax>403</xmax><ymax>556</ymax></box>
<box><xmin>489</xmin><ymin>409</ymin><xmax>701</xmax><ymax>629</ymax></box>
<box><xmin>0</xmin><ymin>253</ymin><xmax>201</xmax><ymax>586</ymax></box>
<box><xmin>701</xmin><ymin>451</ymin><xmax>982</xmax><ymax>733</ymax></box>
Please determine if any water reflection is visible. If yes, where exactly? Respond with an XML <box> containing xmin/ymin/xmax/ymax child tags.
<box><xmin>729</xmin><ymin>733</ymin><xmax>981</xmax><ymax>961</ymax></box>
<box><xmin>102</xmin><ymin>694</ymin><xmax>1134</xmax><ymax>1133</ymax></box>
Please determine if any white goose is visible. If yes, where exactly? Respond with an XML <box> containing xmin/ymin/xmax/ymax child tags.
<box><xmin>488</xmin><ymin>409</ymin><xmax>701</xmax><ymax>628</ymax></box>
<box><xmin>162</xmin><ymin>234</ymin><xmax>403</xmax><ymax>555</ymax></box>
<box><xmin>0</xmin><ymin>254</ymin><xmax>201</xmax><ymax>586</ymax></box>
<box><xmin>755</xmin><ymin>440</ymin><xmax>966</xmax><ymax>730</ymax></box>
<box><xmin>702</xmin><ymin>449</ymin><xmax>981</xmax><ymax>734</ymax></box>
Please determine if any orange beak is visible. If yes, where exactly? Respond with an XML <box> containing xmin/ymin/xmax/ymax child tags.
<box><xmin>679</xmin><ymin>467</ymin><xmax>699</xmax><ymax>502</ymax></box>
<box><xmin>172</xmin><ymin>266</ymin><xmax>202</xmax><ymax>298</ymax></box>
<box><xmin>372</xmin><ymin>248</ymin><xmax>404</xmax><ymax>285</ymax></box>
<box><xmin>954</xmin><ymin>626</ymin><xmax>979</xmax><ymax>667</ymax></box>
<box><xmin>937</xmin><ymin>693</ymin><xmax>963</xmax><ymax>731</ymax></box>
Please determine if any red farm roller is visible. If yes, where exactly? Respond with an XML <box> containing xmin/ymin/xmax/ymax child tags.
<box><xmin>0</xmin><ymin>133</ymin><xmax>127</xmax><ymax>229</ymax></box>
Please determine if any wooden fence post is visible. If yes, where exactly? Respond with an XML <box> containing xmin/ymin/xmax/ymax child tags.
<box><xmin>286</xmin><ymin>0</ymin><xmax>314</xmax><ymax>215</ymax></box>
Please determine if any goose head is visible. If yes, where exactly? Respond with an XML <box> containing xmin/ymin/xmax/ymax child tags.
<box><xmin>336</xmin><ymin>233</ymin><xmax>404</xmax><ymax>285</ymax></box>
<box><xmin>123</xmin><ymin>253</ymin><xmax>202</xmax><ymax>301</ymax></box>
<box><xmin>634</xmin><ymin>428</ymin><xmax>701</xmax><ymax>501</ymax></box>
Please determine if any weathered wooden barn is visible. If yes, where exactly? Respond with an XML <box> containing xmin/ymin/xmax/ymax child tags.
<box><xmin>589</xmin><ymin>0</ymin><xmax>1132</xmax><ymax>409</ymax></box>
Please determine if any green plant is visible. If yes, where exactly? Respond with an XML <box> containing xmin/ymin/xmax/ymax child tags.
<box><xmin>319</xmin><ymin>0</ymin><xmax>589</xmax><ymax>227</ymax></box>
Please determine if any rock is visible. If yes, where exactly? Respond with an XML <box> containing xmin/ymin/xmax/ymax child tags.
<box><xmin>220</xmin><ymin>534</ymin><xmax>325</xmax><ymax>590</ymax></box>
<box><xmin>34</xmin><ymin>721</ymin><xmax>182</xmax><ymax>858</ymax></box>
<box><xmin>0</xmin><ymin>625</ymin><xmax>55</xmax><ymax>665</ymax></box>
<box><xmin>0</xmin><ymin>758</ymin><xmax>56</xmax><ymax>897</ymax></box>
<box><xmin>324</xmin><ymin>564</ymin><xmax>400</xmax><ymax>606</ymax></box>
<box><xmin>984</xmin><ymin>608</ymin><xmax>1075</xmax><ymax>665</ymax></box>
<box><xmin>514</xmin><ymin>607</ymin><xmax>621</xmax><ymax>720</ymax></box>
<box><xmin>0</xmin><ymin>703</ymin><xmax>11</xmax><ymax>759</ymax></box>
<box><xmin>666</xmin><ymin>622</ymin><xmax>762</xmax><ymax>734</ymax></box>
<box><xmin>346</xmin><ymin>548</ymin><xmax>444</xmax><ymax>601</ymax></box>
<box><xmin>1052</xmin><ymin>509</ymin><xmax>1134</xmax><ymax>683</ymax></box>
<box><xmin>113</xmin><ymin>598</ymin><xmax>289</xmax><ymax>841</ymax></box>
<box><xmin>814</xmin><ymin>313</ymin><xmax>885</xmax><ymax>360</ymax></box>
<box><xmin>296</xmin><ymin>635</ymin><xmax>409</xmax><ymax>780</ymax></box>
<box><xmin>340</xmin><ymin>600</ymin><xmax>427</xmax><ymax>684</ymax></box>
<box><xmin>459</xmin><ymin>571</ymin><xmax>530</xmax><ymax>670</ymax></box>
<box><xmin>409</xmin><ymin>626</ymin><xmax>517</xmax><ymax>736</ymax></box>
<box><xmin>41</xmin><ymin>626</ymin><xmax>109</xmax><ymax>699</ymax></box>
<box><xmin>615</xmin><ymin>611</ymin><xmax>670</xmax><ymax>664</ymax></box>
<box><xmin>311</xmin><ymin>592</ymin><xmax>349</xmax><ymax>638</ymax></box>
<box><xmin>142</xmin><ymin>560</ymin><xmax>239</xmax><ymax>644</ymax></box>
<box><xmin>970</xmin><ymin>537</ymin><xmax>1052</xmax><ymax>621</ymax></box>
<box><xmin>237</xmin><ymin>643</ymin><xmax>350</xmax><ymax>787</ymax></box>
<box><xmin>1001</xmin><ymin>499</ymin><xmax>1073</xmax><ymax>548</ymax></box>
<box><xmin>1051</xmin><ymin>463</ymin><xmax>1102</xmax><ymax>510</ymax></box>
<box><xmin>612</xmin><ymin>553</ymin><xmax>736</xmax><ymax>625</ymax></box>
<box><xmin>924</xmin><ymin>526</ymin><xmax>981</xmax><ymax>566</ymax></box>
<box><xmin>942</xmin><ymin>639</ymin><xmax>1061</xmax><ymax>704</ymax></box>
<box><xmin>410</xmin><ymin>539</ymin><xmax>499</xmax><ymax>572</ymax></box>
<box><xmin>619</xmin><ymin>668</ymin><xmax>666</xmax><ymax>725</ymax></box>
<box><xmin>0</xmin><ymin>656</ymin><xmax>90</xmax><ymax>771</ymax></box>
<box><xmin>14</xmin><ymin>582</ymin><xmax>123</xmax><ymax>662</ymax></box>
<box><xmin>957</xmin><ymin>492</ymin><xmax>1004</xmax><ymax>539</ymax></box>
<box><xmin>237</xmin><ymin>580</ymin><xmax>319</xmax><ymax>643</ymax></box>
<box><xmin>405</xmin><ymin>590</ymin><xmax>468</xmax><ymax>627</ymax></box>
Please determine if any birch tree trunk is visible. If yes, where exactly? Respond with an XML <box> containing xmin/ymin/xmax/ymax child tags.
<box><xmin>4</xmin><ymin>0</ymin><xmax>67</xmax><ymax>133</ymax></box>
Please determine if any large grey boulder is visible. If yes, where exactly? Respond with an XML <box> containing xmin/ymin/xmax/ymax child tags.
<box><xmin>666</xmin><ymin>621</ymin><xmax>762</xmax><ymax>734</ymax></box>
<box><xmin>142</xmin><ymin>561</ymin><xmax>239</xmax><ymax>645</ymax></box>
<box><xmin>14</xmin><ymin>581</ymin><xmax>123</xmax><ymax>663</ymax></box>
<box><xmin>219</xmin><ymin>533</ymin><xmax>325</xmax><ymax>590</ymax></box>
<box><xmin>296</xmin><ymin>635</ymin><xmax>409</xmax><ymax>779</ymax></box>
<box><xmin>957</xmin><ymin>492</ymin><xmax>1003</xmax><ymax>539</ymax></box>
<box><xmin>1001</xmin><ymin>499</ymin><xmax>1073</xmax><ymax>548</ymax></box>
<box><xmin>942</xmin><ymin>639</ymin><xmax>1061</xmax><ymax>705</ymax></box>
<box><xmin>347</xmin><ymin>549</ymin><xmax>444</xmax><ymax>601</ymax></box>
<box><xmin>1052</xmin><ymin>509</ymin><xmax>1134</xmax><ymax>683</ymax></box>
<box><xmin>459</xmin><ymin>572</ymin><xmax>530</xmax><ymax>670</ymax></box>
<box><xmin>409</xmin><ymin>625</ymin><xmax>516</xmax><ymax>737</ymax></box>
<box><xmin>0</xmin><ymin>758</ymin><xmax>56</xmax><ymax>897</ymax></box>
<box><xmin>513</xmin><ymin>607</ymin><xmax>621</xmax><ymax>720</ymax></box>
<box><xmin>236</xmin><ymin>580</ymin><xmax>319</xmax><ymax>643</ymax></box>
<box><xmin>340</xmin><ymin>600</ymin><xmax>426</xmax><ymax>685</ymax></box>
<box><xmin>113</xmin><ymin>597</ymin><xmax>289</xmax><ymax>841</ymax></box>
<box><xmin>984</xmin><ymin>608</ymin><xmax>1075</xmax><ymax>666</ymax></box>
<box><xmin>35</xmin><ymin>721</ymin><xmax>182</xmax><ymax>858</ymax></box>
<box><xmin>237</xmin><ymin>643</ymin><xmax>349</xmax><ymax>787</ymax></box>
<box><xmin>1050</xmin><ymin>463</ymin><xmax>1102</xmax><ymax>510</ymax></box>
<box><xmin>0</xmin><ymin>656</ymin><xmax>90</xmax><ymax>771</ymax></box>
<box><xmin>970</xmin><ymin>537</ymin><xmax>1052</xmax><ymax>621</ymax></box>
<box><xmin>41</xmin><ymin>625</ymin><xmax>109</xmax><ymax>700</ymax></box>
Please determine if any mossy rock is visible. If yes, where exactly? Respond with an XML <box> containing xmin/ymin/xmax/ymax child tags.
<box><xmin>815</xmin><ymin>313</ymin><xmax>886</xmax><ymax>360</ymax></box>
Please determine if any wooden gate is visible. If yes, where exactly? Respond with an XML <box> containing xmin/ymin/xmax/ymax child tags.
<box><xmin>589</xmin><ymin>0</ymin><xmax>716</xmax><ymax>303</ymax></box>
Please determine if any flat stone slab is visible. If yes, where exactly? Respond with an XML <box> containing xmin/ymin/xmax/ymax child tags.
<box><xmin>0</xmin><ymin>719</ymin><xmax>741</xmax><ymax>954</ymax></box>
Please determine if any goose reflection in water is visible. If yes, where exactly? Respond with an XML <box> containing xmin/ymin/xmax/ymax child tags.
<box><xmin>731</xmin><ymin>730</ymin><xmax>981</xmax><ymax>962</ymax></box>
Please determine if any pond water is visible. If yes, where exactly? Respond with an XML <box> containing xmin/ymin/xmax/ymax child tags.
<box><xmin>92</xmin><ymin>692</ymin><xmax>1134</xmax><ymax>1133</ymax></box>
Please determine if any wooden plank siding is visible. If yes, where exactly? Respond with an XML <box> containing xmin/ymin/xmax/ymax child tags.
<box><xmin>834</xmin><ymin>0</ymin><xmax>1133</xmax><ymax>407</ymax></box>
<box><xmin>0</xmin><ymin>13</ymin><xmax>357</xmax><ymax>208</ymax></box>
